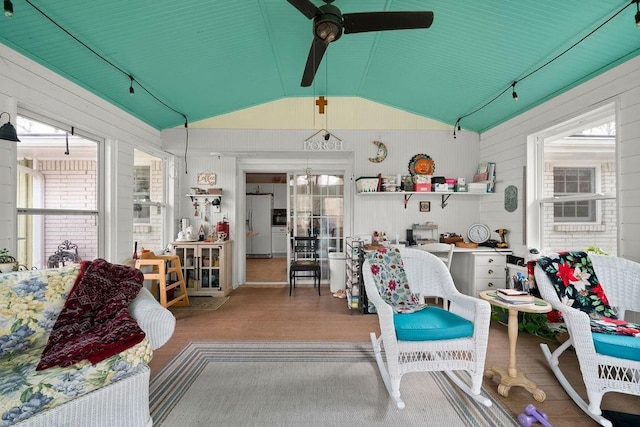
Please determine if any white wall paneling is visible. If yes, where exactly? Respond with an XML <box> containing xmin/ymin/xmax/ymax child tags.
<box><xmin>480</xmin><ymin>56</ymin><xmax>640</xmax><ymax>262</ymax></box>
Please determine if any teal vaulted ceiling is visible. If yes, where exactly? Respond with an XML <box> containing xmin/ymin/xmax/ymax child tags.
<box><xmin>0</xmin><ymin>1</ymin><xmax>638</xmax><ymax>132</ymax></box>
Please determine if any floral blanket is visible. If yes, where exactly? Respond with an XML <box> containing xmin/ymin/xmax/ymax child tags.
<box><xmin>537</xmin><ymin>251</ymin><xmax>640</xmax><ymax>337</ymax></box>
<box><xmin>365</xmin><ymin>247</ymin><xmax>426</xmax><ymax>314</ymax></box>
<box><xmin>0</xmin><ymin>264</ymin><xmax>153</xmax><ymax>426</ymax></box>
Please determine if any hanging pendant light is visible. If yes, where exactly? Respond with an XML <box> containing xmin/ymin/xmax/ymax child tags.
<box><xmin>0</xmin><ymin>112</ymin><xmax>20</xmax><ymax>142</ymax></box>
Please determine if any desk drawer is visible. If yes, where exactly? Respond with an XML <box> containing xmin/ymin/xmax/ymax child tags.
<box><xmin>476</xmin><ymin>278</ymin><xmax>502</xmax><ymax>292</ymax></box>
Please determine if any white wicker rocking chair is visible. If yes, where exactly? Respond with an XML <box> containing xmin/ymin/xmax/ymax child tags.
<box><xmin>534</xmin><ymin>254</ymin><xmax>640</xmax><ymax>427</ymax></box>
<box><xmin>362</xmin><ymin>247</ymin><xmax>492</xmax><ymax>409</ymax></box>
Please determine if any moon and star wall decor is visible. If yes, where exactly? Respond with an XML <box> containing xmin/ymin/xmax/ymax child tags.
<box><xmin>368</xmin><ymin>140</ymin><xmax>388</xmax><ymax>163</ymax></box>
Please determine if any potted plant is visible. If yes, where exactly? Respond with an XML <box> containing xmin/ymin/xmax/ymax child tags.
<box><xmin>0</xmin><ymin>248</ymin><xmax>17</xmax><ymax>273</ymax></box>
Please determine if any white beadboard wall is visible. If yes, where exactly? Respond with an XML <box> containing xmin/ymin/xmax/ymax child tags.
<box><xmin>0</xmin><ymin>43</ymin><xmax>162</xmax><ymax>262</ymax></box>
<box><xmin>479</xmin><ymin>55</ymin><xmax>640</xmax><ymax>263</ymax></box>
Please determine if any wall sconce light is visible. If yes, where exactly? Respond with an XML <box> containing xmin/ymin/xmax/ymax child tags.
<box><xmin>0</xmin><ymin>112</ymin><xmax>20</xmax><ymax>142</ymax></box>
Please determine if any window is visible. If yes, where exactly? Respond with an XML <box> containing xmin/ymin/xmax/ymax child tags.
<box><xmin>16</xmin><ymin>114</ymin><xmax>100</xmax><ymax>269</ymax></box>
<box><xmin>527</xmin><ymin>103</ymin><xmax>617</xmax><ymax>256</ymax></box>
<box><xmin>132</xmin><ymin>149</ymin><xmax>165</xmax><ymax>251</ymax></box>
<box><xmin>553</xmin><ymin>167</ymin><xmax>596</xmax><ymax>222</ymax></box>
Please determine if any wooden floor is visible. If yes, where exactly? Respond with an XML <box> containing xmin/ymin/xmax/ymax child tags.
<box><xmin>151</xmin><ymin>285</ymin><xmax>640</xmax><ymax>426</ymax></box>
<box><xmin>245</xmin><ymin>257</ymin><xmax>287</xmax><ymax>283</ymax></box>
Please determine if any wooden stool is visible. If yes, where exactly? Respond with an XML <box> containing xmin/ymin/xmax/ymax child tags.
<box><xmin>135</xmin><ymin>254</ymin><xmax>189</xmax><ymax>308</ymax></box>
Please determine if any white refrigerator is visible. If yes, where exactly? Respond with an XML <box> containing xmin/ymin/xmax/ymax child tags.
<box><xmin>246</xmin><ymin>194</ymin><xmax>273</xmax><ymax>258</ymax></box>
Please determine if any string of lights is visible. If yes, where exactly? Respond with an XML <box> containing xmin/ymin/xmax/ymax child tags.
<box><xmin>5</xmin><ymin>0</ymin><xmax>191</xmax><ymax>171</ymax></box>
<box><xmin>453</xmin><ymin>0</ymin><xmax>638</xmax><ymax>138</ymax></box>
<box><xmin>22</xmin><ymin>0</ymin><xmax>188</xmax><ymax>127</ymax></box>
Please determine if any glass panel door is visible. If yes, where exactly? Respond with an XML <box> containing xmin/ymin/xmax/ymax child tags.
<box><xmin>288</xmin><ymin>172</ymin><xmax>344</xmax><ymax>281</ymax></box>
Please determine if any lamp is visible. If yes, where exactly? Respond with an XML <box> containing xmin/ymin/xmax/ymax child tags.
<box><xmin>314</xmin><ymin>5</ymin><xmax>342</xmax><ymax>44</ymax></box>
<box><xmin>4</xmin><ymin>0</ymin><xmax>13</xmax><ymax>18</ymax></box>
<box><xmin>129</xmin><ymin>75</ymin><xmax>135</xmax><ymax>95</ymax></box>
<box><xmin>511</xmin><ymin>81</ymin><xmax>519</xmax><ymax>101</ymax></box>
<box><xmin>636</xmin><ymin>0</ymin><xmax>640</xmax><ymax>28</ymax></box>
<box><xmin>0</xmin><ymin>112</ymin><xmax>20</xmax><ymax>142</ymax></box>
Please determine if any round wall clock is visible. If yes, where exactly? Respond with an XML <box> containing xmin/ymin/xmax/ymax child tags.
<box><xmin>467</xmin><ymin>223</ymin><xmax>491</xmax><ymax>244</ymax></box>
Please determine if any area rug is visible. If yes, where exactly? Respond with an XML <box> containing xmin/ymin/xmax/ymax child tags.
<box><xmin>150</xmin><ymin>342</ymin><xmax>518</xmax><ymax>427</ymax></box>
<box><xmin>169</xmin><ymin>296</ymin><xmax>229</xmax><ymax>311</ymax></box>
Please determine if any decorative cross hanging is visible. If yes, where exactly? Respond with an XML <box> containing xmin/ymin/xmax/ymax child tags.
<box><xmin>192</xmin><ymin>199</ymin><xmax>199</xmax><ymax>217</ymax></box>
<box><xmin>315</xmin><ymin>96</ymin><xmax>327</xmax><ymax>114</ymax></box>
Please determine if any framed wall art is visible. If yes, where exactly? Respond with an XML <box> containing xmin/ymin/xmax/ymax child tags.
<box><xmin>196</xmin><ymin>172</ymin><xmax>216</xmax><ymax>186</ymax></box>
<box><xmin>419</xmin><ymin>201</ymin><xmax>431</xmax><ymax>212</ymax></box>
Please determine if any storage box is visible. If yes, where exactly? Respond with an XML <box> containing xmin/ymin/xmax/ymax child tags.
<box><xmin>468</xmin><ymin>182</ymin><xmax>488</xmax><ymax>193</ymax></box>
<box><xmin>414</xmin><ymin>183</ymin><xmax>432</xmax><ymax>192</ymax></box>
<box><xmin>356</xmin><ymin>177</ymin><xmax>380</xmax><ymax>192</ymax></box>
<box><xmin>434</xmin><ymin>183</ymin><xmax>449</xmax><ymax>192</ymax></box>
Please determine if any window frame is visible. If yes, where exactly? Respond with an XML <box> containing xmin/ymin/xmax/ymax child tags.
<box><xmin>15</xmin><ymin>111</ymin><xmax>105</xmax><ymax>268</ymax></box>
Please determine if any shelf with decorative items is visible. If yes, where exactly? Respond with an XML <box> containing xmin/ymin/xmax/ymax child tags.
<box><xmin>357</xmin><ymin>190</ymin><xmax>491</xmax><ymax>209</ymax></box>
<box><xmin>186</xmin><ymin>188</ymin><xmax>222</xmax><ymax>213</ymax></box>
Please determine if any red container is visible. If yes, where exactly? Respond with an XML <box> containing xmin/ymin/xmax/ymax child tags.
<box><xmin>216</xmin><ymin>221</ymin><xmax>230</xmax><ymax>240</ymax></box>
<box><xmin>415</xmin><ymin>183</ymin><xmax>432</xmax><ymax>192</ymax></box>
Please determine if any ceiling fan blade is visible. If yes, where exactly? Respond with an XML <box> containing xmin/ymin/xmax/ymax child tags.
<box><xmin>343</xmin><ymin>11</ymin><xmax>434</xmax><ymax>34</ymax></box>
<box><xmin>287</xmin><ymin>0</ymin><xmax>321</xmax><ymax>20</ymax></box>
<box><xmin>301</xmin><ymin>38</ymin><xmax>328</xmax><ymax>87</ymax></box>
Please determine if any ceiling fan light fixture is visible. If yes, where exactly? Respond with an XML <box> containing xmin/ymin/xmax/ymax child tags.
<box><xmin>4</xmin><ymin>0</ymin><xmax>14</xmax><ymax>17</ymax></box>
<box><xmin>0</xmin><ymin>112</ymin><xmax>20</xmax><ymax>142</ymax></box>
<box><xmin>314</xmin><ymin>5</ymin><xmax>343</xmax><ymax>44</ymax></box>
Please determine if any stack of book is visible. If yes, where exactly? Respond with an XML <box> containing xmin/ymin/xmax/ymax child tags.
<box><xmin>495</xmin><ymin>288</ymin><xmax>535</xmax><ymax>305</ymax></box>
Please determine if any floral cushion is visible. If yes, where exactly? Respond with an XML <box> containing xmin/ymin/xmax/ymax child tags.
<box><xmin>537</xmin><ymin>251</ymin><xmax>640</xmax><ymax>337</ymax></box>
<box><xmin>365</xmin><ymin>247</ymin><xmax>426</xmax><ymax>314</ymax></box>
<box><xmin>0</xmin><ymin>266</ymin><xmax>153</xmax><ymax>426</ymax></box>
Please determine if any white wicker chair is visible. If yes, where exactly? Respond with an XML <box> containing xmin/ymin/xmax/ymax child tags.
<box><xmin>417</xmin><ymin>243</ymin><xmax>455</xmax><ymax>308</ymax></box>
<box><xmin>362</xmin><ymin>247</ymin><xmax>492</xmax><ymax>409</ymax></box>
<box><xmin>534</xmin><ymin>254</ymin><xmax>640</xmax><ymax>427</ymax></box>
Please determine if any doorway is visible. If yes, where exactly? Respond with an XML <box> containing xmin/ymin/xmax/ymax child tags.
<box><xmin>241</xmin><ymin>162</ymin><xmax>350</xmax><ymax>286</ymax></box>
<box><xmin>245</xmin><ymin>173</ymin><xmax>288</xmax><ymax>283</ymax></box>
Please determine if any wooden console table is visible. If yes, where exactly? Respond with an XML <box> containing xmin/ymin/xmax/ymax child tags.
<box><xmin>479</xmin><ymin>290</ymin><xmax>552</xmax><ymax>402</ymax></box>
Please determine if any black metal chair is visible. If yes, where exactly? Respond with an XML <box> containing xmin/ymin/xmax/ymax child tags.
<box><xmin>47</xmin><ymin>240</ymin><xmax>82</xmax><ymax>268</ymax></box>
<box><xmin>289</xmin><ymin>236</ymin><xmax>321</xmax><ymax>296</ymax></box>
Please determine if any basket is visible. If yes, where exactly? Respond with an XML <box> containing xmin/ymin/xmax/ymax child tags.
<box><xmin>356</xmin><ymin>177</ymin><xmax>380</xmax><ymax>193</ymax></box>
<box><xmin>440</xmin><ymin>236</ymin><xmax>463</xmax><ymax>244</ymax></box>
<box><xmin>455</xmin><ymin>241</ymin><xmax>478</xmax><ymax>248</ymax></box>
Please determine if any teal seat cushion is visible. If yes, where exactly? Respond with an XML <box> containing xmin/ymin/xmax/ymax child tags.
<box><xmin>592</xmin><ymin>332</ymin><xmax>640</xmax><ymax>362</ymax></box>
<box><xmin>394</xmin><ymin>306</ymin><xmax>473</xmax><ymax>341</ymax></box>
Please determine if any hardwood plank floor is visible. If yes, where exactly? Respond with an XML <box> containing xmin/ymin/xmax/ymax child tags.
<box><xmin>151</xmin><ymin>285</ymin><xmax>640</xmax><ymax>426</ymax></box>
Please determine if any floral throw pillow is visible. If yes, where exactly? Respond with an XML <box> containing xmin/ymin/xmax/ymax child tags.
<box><xmin>365</xmin><ymin>247</ymin><xmax>426</xmax><ymax>314</ymax></box>
<box><xmin>536</xmin><ymin>252</ymin><xmax>640</xmax><ymax>337</ymax></box>
<box><xmin>537</xmin><ymin>251</ymin><xmax>617</xmax><ymax>318</ymax></box>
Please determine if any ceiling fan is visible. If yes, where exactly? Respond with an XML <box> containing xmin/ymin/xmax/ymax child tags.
<box><xmin>287</xmin><ymin>0</ymin><xmax>434</xmax><ymax>87</ymax></box>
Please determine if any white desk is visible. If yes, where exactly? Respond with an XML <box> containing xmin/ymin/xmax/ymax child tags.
<box><xmin>449</xmin><ymin>248</ymin><xmax>512</xmax><ymax>296</ymax></box>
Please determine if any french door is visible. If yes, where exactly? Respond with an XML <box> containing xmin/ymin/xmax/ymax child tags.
<box><xmin>288</xmin><ymin>172</ymin><xmax>344</xmax><ymax>281</ymax></box>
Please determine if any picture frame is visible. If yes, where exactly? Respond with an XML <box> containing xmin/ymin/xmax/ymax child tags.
<box><xmin>196</xmin><ymin>172</ymin><xmax>216</xmax><ymax>186</ymax></box>
<box><xmin>419</xmin><ymin>201</ymin><xmax>431</xmax><ymax>212</ymax></box>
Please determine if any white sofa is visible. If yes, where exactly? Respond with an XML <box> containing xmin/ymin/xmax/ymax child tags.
<box><xmin>1</xmin><ymin>265</ymin><xmax>175</xmax><ymax>427</ymax></box>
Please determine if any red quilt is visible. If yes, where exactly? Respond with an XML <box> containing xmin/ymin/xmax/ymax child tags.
<box><xmin>37</xmin><ymin>259</ymin><xmax>146</xmax><ymax>370</ymax></box>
